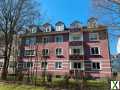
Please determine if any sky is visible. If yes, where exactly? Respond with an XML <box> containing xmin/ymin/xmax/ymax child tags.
<box><xmin>40</xmin><ymin>0</ymin><xmax>119</xmax><ymax>55</ymax></box>
<box><xmin>40</xmin><ymin>0</ymin><xmax>91</xmax><ymax>25</ymax></box>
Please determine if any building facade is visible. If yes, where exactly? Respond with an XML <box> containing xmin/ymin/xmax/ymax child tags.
<box><xmin>18</xmin><ymin>18</ymin><xmax>112</xmax><ymax>78</ymax></box>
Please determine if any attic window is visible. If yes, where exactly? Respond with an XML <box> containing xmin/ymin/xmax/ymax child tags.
<box><xmin>31</xmin><ymin>27</ymin><xmax>37</xmax><ymax>33</ymax></box>
<box><xmin>56</xmin><ymin>25</ymin><xmax>64</xmax><ymax>31</ymax></box>
<box><xmin>88</xmin><ymin>17</ymin><xmax>97</xmax><ymax>28</ymax></box>
<box><xmin>43</xmin><ymin>23</ymin><xmax>52</xmax><ymax>32</ymax></box>
<box><xmin>70</xmin><ymin>21</ymin><xmax>81</xmax><ymax>28</ymax></box>
<box><xmin>55</xmin><ymin>22</ymin><xmax>64</xmax><ymax>31</ymax></box>
<box><xmin>45</xmin><ymin>27</ymin><xmax>51</xmax><ymax>32</ymax></box>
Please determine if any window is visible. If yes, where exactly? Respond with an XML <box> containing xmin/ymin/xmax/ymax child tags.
<box><xmin>73</xmin><ymin>62</ymin><xmax>81</xmax><ymax>69</ymax></box>
<box><xmin>31</xmin><ymin>27</ymin><xmax>37</xmax><ymax>33</ymax></box>
<box><xmin>70</xmin><ymin>33</ymin><xmax>83</xmax><ymax>41</ymax></box>
<box><xmin>9</xmin><ymin>61</ymin><xmax>16</xmax><ymax>68</ymax></box>
<box><xmin>24</xmin><ymin>50</ymin><xmax>35</xmax><ymax>56</ymax></box>
<box><xmin>56</xmin><ymin>25</ymin><xmax>64</xmax><ymax>31</ymax></box>
<box><xmin>36</xmin><ymin>37</ymin><xmax>42</xmax><ymax>44</ymax></box>
<box><xmin>41</xmin><ymin>62</ymin><xmax>47</xmax><ymax>69</ymax></box>
<box><xmin>0</xmin><ymin>62</ymin><xmax>3</xmax><ymax>68</ymax></box>
<box><xmin>42</xmin><ymin>49</ymin><xmax>49</xmax><ymax>56</ymax></box>
<box><xmin>55</xmin><ymin>35</ymin><xmax>63</xmax><ymax>43</ymax></box>
<box><xmin>92</xmin><ymin>62</ymin><xmax>100</xmax><ymax>70</ymax></box>
<box><xmin>55</xmin><ymin>62</ymin><xmax>62</xmax><ymax>69</ymax></box>
<box><xmin>71</xmin><ymin>62</ymin><xmax>84</xmax><ymax>70</ymax></box>
<box><xmin>70</xmin><ymin>46</ymin><xmax>83</xmax><ymax>55</ymax></box>
<box><xmin>73</xmin><ymin>36</ymin><xmax>81</xmax><ymax>41</ymax></box>
<box><xmin>42</xmin><ymin>37</ymin><xmax>49</xmax><ymax>44</ymax></box>
<box><xmin>45</xmin><ymin>27</ymin><xmax>51</xmax><ymax>32</ymax></box>
<box><xmin>56</xmin><ymin>48</ymin><xmax>63</xmax><ymax>56</ymax></box>
<box><xmin>89</xmin><ymin>33</ymin><xmax>98</xmax><ymax>41</ymax></box>
<box><xmin>45</xmin><ymin>28</ymin><xmax>49</xmax><ymax>32</ymax></box>
<box><xmin>90</xmin><ymin>47</ymin><xmax>100</xmax><ymax>55</ymax></box>
<box><xmin>73</xmin><ymin>49</ymin><xmax>81</xmax><ymax>55</ymax></box>
<box><xmin>17</xmin><ymin>62</ymin><xmax>33</xmax><ymax>70</ymax></box>
<box><xmin>25</xmin><ymin>37</ymin><xmax>36</xmax><ymax>45</ymax></box>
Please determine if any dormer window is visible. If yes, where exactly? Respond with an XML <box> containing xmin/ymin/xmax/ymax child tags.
<box><xmin>55</xmin><ymin>21</ymin><xmax>64</xmax><ymax>31</ymax></box>
<box><xmin>30</xmin><ymin>26</ymin><xmax>37</xmax><ymax>33</ymax></box>
<box><xmin>88</xmin><ymin>17</ymin><xmax>97</xmax><ymax>29</ymax></box>
<box><xmin>43</xmin><ymin>23</ymin><xmax>52</xmax><ymax>32</ymax></box>
<box><xmin>45</xmin><ymin>26</ymin><xmax>51</xmax><ymax>32</ymax></box>
<box><xmin>32</xmin><ymin>27</ymin><xmax>36</xmax><ymax>33</ymax></box>
<box><xmin>70</xmin><ymin>21</ymin><xmax>81</xmax><ymax>29</ymax></box>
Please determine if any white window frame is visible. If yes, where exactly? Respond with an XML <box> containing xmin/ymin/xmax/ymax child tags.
<box><xmin>70</xmin><ymin>61</ymin><xmax>84</xmax><ymax>70</ymax></box>
<box><xmin>55</xmin><ymin>48</ymin><xmax>63</xmax><ymax>56</ymax></box>
<box><xmin>17</xmin><ymin>62</ymin><xmax>33</xmax><ymax>69</ymax></box>
<box><xmin>42</xmin><ymin>49</ymin><xmax>49</xmax><ymax>56</ymax></box>
<box><xmin>90</xmin><ymin>47</ymin><xmax>100</xmax><ymax>55</ymax></box>
<box><xmin>55</xmin><ymin>62</ymin><xmax>63</xmax><ymax>69</ymax></box>
<box><xmin>56</xmin><ymin>25</ymin><xmax>64</xmax><ymax>31</ymax></box>
<box><xmin>9</xmin><ymin>61</ymin><xmax>16</xmax><ymax>68</ymax></box>
<box><xmin>69</xmin><ymin>46</ymin><xmax>84</xmax><ymax>55</ymax></box>
<box><xmin>31</xmin><ymin>27</ymin><xmax>37</xmax><ymax>33</ymax></box>
<box><xmin>41</xmin><ymin>61</ymin><xmax>48</xmax><ymax>69</ymax></box>
<box><xmin>69</xmin><ymin>33</ymin><xmax>83</xmax><ymax>41</ymax></box>
<box><xmin>89</xmin><ymin>33</ymin><xmax>99</xmax><ymax>41</ymax></box>
<box><xmin>45</xmin><ymin>26</ymin><xmax>51</xmax><ymax>32</ymax></box>
<box><xmin>42</xmin><ymin>37</ymin><xmax>49</xmax><ymax>44</ymax></box>
<box><xmin>0</xmin><ymin>61</ymin><xmax>3</xmax><ymax>68</ymax></box>
<box><xmin>91</xmin><ymin>62</ymin><xmax>101</xmax><ymax>70</ymax></box>
<box><xmin>24</xmin><ymin>50</ymin><xmax>35</xmax><ymax>56</ymax></box>
<box><xmin>55</xmin><ymin>35</ymin><xmax>63</xmax><ymax>43</ymax></box>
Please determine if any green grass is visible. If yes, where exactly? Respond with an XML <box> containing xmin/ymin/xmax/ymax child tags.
<box><xmin>0</xmin><ymin>83</ymin><xmax>47</xmax><ymax>90</ymax></box>
<box><xmin>0</xmin><ymin>76</ymin><xmax>110</xmax><ymax>90</ymax></box>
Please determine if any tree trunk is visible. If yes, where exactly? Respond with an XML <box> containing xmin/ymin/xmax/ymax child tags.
<box><xmin>1</xmin><ymin>54</ymin><xmax>9</xmax><ymax>80</ymax></box>
<box><xmin>1</xmin><ymin>33</ymin><xmax>13</xmax><ymax>80</ymax></box>
<box><xmin>1</xmin><ymin>61</ymin><xmax>9</xmax><ymax>80</ymax></box>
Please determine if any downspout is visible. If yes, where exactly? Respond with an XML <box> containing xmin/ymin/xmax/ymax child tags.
<box><xmin>106</xmin><ymin>29</ymin><xmax>112</xmax><ymax>77</ymax></box>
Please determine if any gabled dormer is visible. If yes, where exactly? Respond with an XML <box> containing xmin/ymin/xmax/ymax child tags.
<box><xmin>55</xmin><ymin>21</ymin><xmax>65</xmax><ymax>31</ymax></box>
<box><xmin>70</xmin><ymin>20</ymin><xmax>81</xmax><ymax>29</ymax></box>
<box><xmin>29</xmin><ymin>25</ymin><xmax>37</xmax><ymax>33</ymax></box>
<box><xmin>88</xmin><ymin>17</ymin><xmax>97</xmax><ymax>29</ymax></box>
<box><xmin>43</xmin><ymin>23</ymin><xmax>52</xmax><ymax>32</ymax></box>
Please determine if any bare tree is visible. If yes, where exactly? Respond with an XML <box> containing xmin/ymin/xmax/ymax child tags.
<box><xmin>0</xmin><ymin>0</ymin><xmax>41</xmax><ymax>80</ymax></box>
<box><xmin>91</xmin><ymin>0</ymin><xmax>120</xmax><ymax>28</ymax></box>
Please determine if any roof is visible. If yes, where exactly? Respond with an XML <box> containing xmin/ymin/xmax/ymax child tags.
<box><xmin>20</xmin><ymin>25</ymin><xmax>107</xmax><ymax>38</ymax></box>
<box><xmin>43</xmin><ymin>23</ymin><xmax>51</xmax><ymax>27</ymax></box>
<box><xmin>70</xmin><ymin>20</ymin><xmax>81</xmax><ymax>28</ymax></box>
<box><xmin>55</xmin><ymin>21</ymin><xmax>64</xmax><ymax>26</ymax></box>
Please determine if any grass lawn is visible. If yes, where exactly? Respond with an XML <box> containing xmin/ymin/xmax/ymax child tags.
<box><xmin>0</xmin><ymin>83</ymin><xmax>47</xmax><ymax>90</ymax></box>
<box><xmin>0</xmin><ymin>77</ymin><xmax>110</xmax><ymax>90</ymax></box>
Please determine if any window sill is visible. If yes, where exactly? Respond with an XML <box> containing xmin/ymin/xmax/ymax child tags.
<box><xmin>89</xmin><ymin>40</ymin><xmax>99</xmax><ymax>41</ymax></box>
<box><xmin>92</xmin><ymin>69</ymin><xmax>101</xmax><ymax>71</ymax></box>
<box><xmin>56</xmin><ymin>54</ymin><xmax>63</xmax><ymax>56</ymax></box>
<box><xmin>90</xmin><ymin>54</ymin><xmax>100</xmax><ymax>56</ymax></box>
<box><xmin>55</xmin><ymin>68</ymin><xmax>63</xmax><ymax>70</ymax></box>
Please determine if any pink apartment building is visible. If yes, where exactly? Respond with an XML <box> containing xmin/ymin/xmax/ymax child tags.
<box><xmin>18</xmin><ymin>18</ymin><xmax>112</xmax><ymax>78</ymax></box>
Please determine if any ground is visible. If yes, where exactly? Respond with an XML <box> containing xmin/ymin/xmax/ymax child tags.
<box><xmin>0</xmin><ymin>83</ymin><xmax>47</xmax><ymax>90</ymax></box>
<box><xmin>0</xmin><ymin>79</ymin><xmax>110</xmax><ymax>90</ymax></box>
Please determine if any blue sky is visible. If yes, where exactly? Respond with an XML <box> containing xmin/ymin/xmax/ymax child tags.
<box><xmin>39</xmin><ymin>0</ymin><xmax>119</xmax><ymax>55</ymax></box>
<box><xmin>40</xmin><ymin>0</ymin><xmax>91</xmax><ymax>25</ymax></box>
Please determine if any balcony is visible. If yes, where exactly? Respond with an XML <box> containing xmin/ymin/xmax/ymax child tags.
<box><xmin>69</xmin><ymin>53</ymin><xmax>84</xmax><ymax>60</ymax></box>
<box><xmin>56</xmin><ymin>54</ymin><xmax>64</xmax><ymax>58</ymax></box>
<box><xmin>69</xmin><ymin>46</ymin><xmax>84</xmax><ymax>60</ymax></box>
